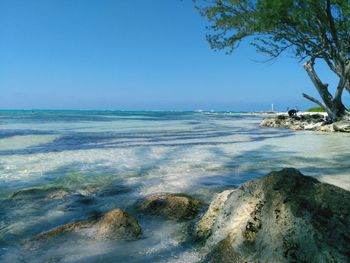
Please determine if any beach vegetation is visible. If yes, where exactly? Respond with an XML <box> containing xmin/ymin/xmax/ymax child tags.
<box><xmin>305</xmin><ymin>107</ymin><xmax>326</xmax><ymax>112</ymax></box>
<box><xmin>196</xmin><ymin>0</ymin><xmax>350</xmax><ymax>121</ymax></box>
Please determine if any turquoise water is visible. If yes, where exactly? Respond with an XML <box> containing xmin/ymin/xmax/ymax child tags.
<box><xmin>0</xmin><ymin>110</ymin><xmax>349</xmax><ymax>262</ymax></box>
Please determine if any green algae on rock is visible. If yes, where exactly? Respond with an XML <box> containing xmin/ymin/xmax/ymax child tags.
<box><xmin>137</xmin><ymin>193</ymin><xmax>203</xmax><ymax>221</ymax></box>
<box><xmin>10</xmin><ymin>186</ymin><xmax>70</xmax><ymax>200</ymax></box>
<box><xmin>34</xmin><ymin>208</ymin><xmax>141</xmax><ymax>241</ymax></box>
<box><xmin>94</xmin><ymin>209</ymin><xmax>142</xmax><ymax>240</ymax></box>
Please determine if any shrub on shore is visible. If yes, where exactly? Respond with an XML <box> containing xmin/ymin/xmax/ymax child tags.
<box><xmin>305</xmin><ymin>107</ymin><xmax>325</xmax><ymax>112</ymax></box>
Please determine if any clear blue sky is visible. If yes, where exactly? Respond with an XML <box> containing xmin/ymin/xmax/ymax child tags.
<box><xmin>1</xmin><ymin>0</ymin><xmax>349</xmax><ymax>111</ymax></box>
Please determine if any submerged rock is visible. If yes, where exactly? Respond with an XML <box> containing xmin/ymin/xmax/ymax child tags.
<box><xmin>35</xmin><ymin>208</ymin><xmax>141</xmax><ymax>241</ymax></box>
<box><xmin>35</xmin><ymin>218</ymin><xmax>96</xmax><ymax>240</ymax></box>
<box><xmin>77</xmin><ymin>184</ymin><xmax>102</xmax><ymax>196</ymax></box>
<box><xmin>10</xmin><ymin>186</ymin><xmax>69</xmax><ymax>200</ymax></box>
<box><xmin>197</xmin><ymin>168</ymin><xmax>350</xmax><ymax>263</ymax></box>
<box><xmin>137</xmin><ymin>193</ymin><xmax>203</xmax><ymax>221</ymax></box>
<box><xmin>96</xmin><ymin>185</ymin><xmax>131</xmax><ymax>197</ymax></box>
<box><xmin>77</xmin><ymin>184</ymin><xmax>131</xmax><ymax>197</ymax></box>
<box><xmin>46</xmin><ymin>190</ymin><xmax>70</xmax><ymax>200</ymax></box>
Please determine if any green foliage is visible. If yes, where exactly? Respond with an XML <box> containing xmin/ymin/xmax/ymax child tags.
<box><xmin>305</xmin><ymin>107</ymin><xmax>326</xmax><ymax>112</ymax></box>
<box><xmin>196</xmin><ymin>0</ymin><xmax>350</xmax><ymax>62</ymax></box>
<box><xmin>196</xmin><ymin>0</ymin><xmax>350</xmax><ymax>119</ymax></box>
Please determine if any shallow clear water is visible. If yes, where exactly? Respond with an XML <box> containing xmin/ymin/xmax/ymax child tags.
<box><xmin>0</xmin><ymin>110</ymin><xmax>349</xmax><ymax>262</ymax></box>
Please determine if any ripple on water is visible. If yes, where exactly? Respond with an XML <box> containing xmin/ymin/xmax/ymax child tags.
<box><xmin>0</xmin><ymin>134</ymin><xmax>60</xmax><ymax>151</ymax></box>
<box><xmin>1</xmin><ymin>111</ymin><xmax>350</xmax><ymax>262</ymax></box>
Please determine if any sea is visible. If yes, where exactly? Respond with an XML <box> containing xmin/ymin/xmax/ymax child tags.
<box><xmin>0</xmin><ymin>110</ymin><xmax>349</xmax><ymax>262</ymax></box>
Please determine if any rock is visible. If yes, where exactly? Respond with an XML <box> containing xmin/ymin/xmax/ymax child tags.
<box><xmin>35</xmin><ymin>219</ymin><xmax>96</xmax><ymax>240</ymax></box>
<box><xmin>196</xmin><ymin>190</ymin><xmax>234</xmax><ymax>239</ymax></box>
<box><xmin>333</xmin><ymin>120</ymin><xmax>350</xmax><ymax>132</ymax></box>
<box><xmin>316</xmin><ymin>124</ymin><xmax>335</xmax><ymax>132</ymax></box>
<box><xmin>77</xmin><ymin>184</ymin><xmax>103</xmax><ymax>196</ymax></box>
<box><xmin>77</xmin><ymin>184</ymin><xmax>131</xmax><ymax>197</ymax></box>
<box><xmin>260</xmin><ymin>113</ymin><xmax>335</xmax><ymax>132</ymax></box>
<box><xmin>10</xmin><ymin>186</ymin><xmax>69</xmax><ymax>200</ymax></box>
<box><xmin>94</xmin><ymin>209</ymin><xmax>142</xmax><ymax>240</ymax></box>
<box><xmin>47</xmin><ymin>190</ymin><xmax>70</xmax><ymax>200</ymax></box>
<box><xmin>137</xmin><ymin>193</ymin><xmax>203</xmax><ymax>221</ymax></box>
<box><xmin>35</xmin><ymin>209</ymin><xmax>141</xmax><ymax>241</ymax></box>
<box><xmin>96</xmin><ymin>185</ymin><xmax>131</xmax><ymax>197</ymax></box>
<box><xmin>197</xmin><ymin>168</ymin><xmax>350</xmax><ymax>263</ymax></box>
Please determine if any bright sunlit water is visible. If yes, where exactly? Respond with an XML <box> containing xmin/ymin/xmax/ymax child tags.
<box><xmin>1</xmin><ymin>110</ymin><xmax>349</xmax><ymax>262</ymax></box>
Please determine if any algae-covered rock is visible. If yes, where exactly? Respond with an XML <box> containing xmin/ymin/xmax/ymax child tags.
<box><xmin>10</xmin><ymin>186</ymin><xmax>69</xmax><ymax>200</ymax></box>
<box><xmin>95</xmin><ymin>209</ymin><xmax>141</xmax><ymax>240</ymax></box>
<box><xmin>198</xmin><ymin>168</ymin><xmax>350</xmax><ymax>263</ymax></box>
<box><xmin>138</xmin><ymin>193</ymin><xmax>203</xmax><ymax>221</ymax></box>
<box><xmin>35</xmin><ymin>219</ymin><xmax>95</xmax><ymax>240</ymax></box>
<box><xmin>35</xmin><ymin>208</ymin><xmax>141</xmax><ymax>241</ymax></box>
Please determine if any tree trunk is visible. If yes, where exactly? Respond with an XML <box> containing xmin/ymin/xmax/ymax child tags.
<box><xmin>303</xmin><ymin>60</ymin><xmax>347</xmax><ymax>121</ymax></box>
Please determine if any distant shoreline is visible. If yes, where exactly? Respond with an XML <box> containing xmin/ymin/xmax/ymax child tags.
<box><xmin>0</xmin><ymin>109</ymin><xmax>316</xmax><ymax>114</ymax></box>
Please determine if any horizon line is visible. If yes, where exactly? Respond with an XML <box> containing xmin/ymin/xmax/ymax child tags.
<box><xmin>0</xmin><ymin>108</ymin><xmax>272</xmax><ymax>113</ymax></box>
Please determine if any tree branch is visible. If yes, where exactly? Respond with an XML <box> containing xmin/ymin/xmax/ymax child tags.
<box><xmin>303</xmin><ymin>59</ymin><xmax>333</xmax><ymax>102</ymax></box>
<box><xmin>302</xmin><ymin>93</ymin><xmax>326</xmax><ymax>110</ymax></box>
<box><xmin>334</xmin><ymin>76</ymin><xmax>346</xmax><ymax>101</ymax></box>
<box><xmin>346</xmin><ymin>78</ymin><xmax>350</xmax><ymax>93</ymax></box>
<box><xmin>326</xmin><ymin>0</ymin><xmax>341</xmax><ymax>53</ymax></box>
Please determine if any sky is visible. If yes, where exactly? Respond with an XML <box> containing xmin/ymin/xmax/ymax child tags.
<box><xmin>1</xmin><ymin>0</ymin><xmax>349</xmax><ymax>111</ymax></box>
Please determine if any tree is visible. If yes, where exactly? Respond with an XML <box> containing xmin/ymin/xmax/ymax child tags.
<box><xmin>196</xmin><ymin>0</ymin><xmax>350</xmax><ymax>121</ymax></box>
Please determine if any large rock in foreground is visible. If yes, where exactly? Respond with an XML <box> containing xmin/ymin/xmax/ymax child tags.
<box><xmin>196</xmin><ymin>168</ymin><xmax>350</xmax><ymax>263</ymax></box>
<box><xmin>137</xmin><ymin>193</ymin><xmax>203</xmax><ymax>221</ymax></box>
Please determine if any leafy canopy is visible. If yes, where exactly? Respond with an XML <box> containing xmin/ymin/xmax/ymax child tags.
<box><xmin>197</xmin><ymin>0</ymin><xmax>350</xmax><ymax>71</ymax></box>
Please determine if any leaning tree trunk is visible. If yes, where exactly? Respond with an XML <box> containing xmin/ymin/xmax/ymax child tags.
<box><xmin>302</xmin><ymin>59</ymin><xmax>347</xmax><ymax>122</ymax></box>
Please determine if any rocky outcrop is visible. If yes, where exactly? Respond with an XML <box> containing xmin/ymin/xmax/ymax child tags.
<box><xmin>35</xmin><ymin>208</ymin><xmax>141</xmax><ymax>241</ymax></box>
<box><xmin>196</xmin><ymin>190</ymin><xmax>234</xmax><ymax>239</ymax></box>
<box><xmin>333</xmin><ymin>120</ymin><xmax>350</xmax><ymax>132</ymax></box>
<box><xmin>197</xmin><ymin>168</ymin><xmax>350</xmax><ymax>263</ymax></box>
<box><xmin>261</xmin><ymin>113</ymin><xmax>350</xmax><ymax>133</ymax></box>
<box><xmin>260</xmin><ymin>114</ymin><xmax>335</xmax><ymax>132</ymax></box>
<box><xmin>137</xmin><ymin>193</ymin><xmax>203</xmax><ymax>221</ymax></box>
